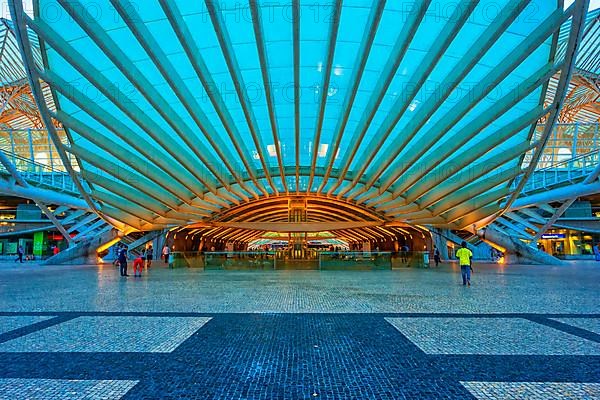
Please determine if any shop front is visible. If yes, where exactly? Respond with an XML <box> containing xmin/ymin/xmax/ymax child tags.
<box><xmin>538</xmin><ymin>230</ymin><xmax>599</xmax><ymax>259</ymax></box>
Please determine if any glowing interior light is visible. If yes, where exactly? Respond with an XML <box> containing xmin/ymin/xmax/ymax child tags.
<box><xmin>408</xmin><ymin>100</ymin><xmax>420</xmax><ymax>112</ymax></box>
<box><xmin>333</xmin><ymin>65</ymin><xmax>344</xmax><ymax>76</ymax></box>
<box><xmin>318</xmin><ymin>144</ymin><xmax>328</xmax><ymax>158</ymax></box>
<box><xmin>267</xmin><ymin>145</ymin><xmax>277</xmax><ymax>157</ymax></box>
<box><xmin>557</xmin><ymin>147</ymin><xmax>572</xmax><ymax>162</ymax></box>
<box><xmin>35</xmin><ymin>152</ymin><xmax>49</xmax><ymax>165</ymax></box>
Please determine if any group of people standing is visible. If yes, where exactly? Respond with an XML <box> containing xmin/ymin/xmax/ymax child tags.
<box><xmin>115</xmin><ymin>244</ymin><xmax>154</xmax><ymax>278</ymax></box>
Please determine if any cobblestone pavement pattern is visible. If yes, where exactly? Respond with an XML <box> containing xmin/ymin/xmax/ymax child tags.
<box><xmin>0</xmin><ymin>261</ymin><xmax>598</xmax><ymax>399</ymax></box>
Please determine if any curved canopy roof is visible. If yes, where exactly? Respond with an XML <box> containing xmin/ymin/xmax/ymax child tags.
<box><xmin>0</xmin><ymin>17</ymin><xmax>57</xmax><ymax>129</ymax></box>
<box><xmin>552</xmin><ymin>7</ymin><xmax>600</xmax><ymax>122</ymax></box>
<box><xmin>7</xmin><ymin>0</ymin><xmax>588</xmax><ymax>231</ymax></box>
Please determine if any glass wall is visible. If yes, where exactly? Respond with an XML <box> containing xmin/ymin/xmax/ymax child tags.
<box><xmin>0</xmin><ymin>129</ymin><xmax>79</xmax><ymax>172</ymax></box>
<box><xmin>522</xmin><ymin>122</ymin><xmax>600</xmax><ymax>169</ymax></box>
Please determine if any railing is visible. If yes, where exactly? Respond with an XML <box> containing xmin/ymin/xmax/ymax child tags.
<box><xmin>0</xmin><ymin>148</ymin><xmax>78</xmax><ymax>193</ymax></box>
<box><xmin>0</xmin><ymin>128</ymin><xmax>77</xmax><ymax>172</ymax></box>
<box><xmin>522</xmin><ymin>122</ymin><xmax>600</xmax><ymax>169</ymax></box>
<box><xmin>170</xmin><ymin>251</ymin><xmax>277</xmax><ymax>269</ymax></box>
<box><xmin>169</xmin><ymin>251</ymin><xmax>430</xmax><ymax>270</ymax></box>
<box><xmin>319</xmin><ymin>251</ymin><xmax>393</xmax><ymax>270</ymax></box>
<box><xmin>513</xmin><ymin>149</ymin><xmax>599</xmax><ymax>195</ymax></box>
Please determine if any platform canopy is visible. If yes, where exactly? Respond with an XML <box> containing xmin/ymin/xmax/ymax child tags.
<box><xmin>7</xmin><ymin>0</ymin><xmax>588</xmax><ymax>232</ymax></box>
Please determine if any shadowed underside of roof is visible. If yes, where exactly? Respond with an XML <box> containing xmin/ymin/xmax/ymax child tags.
<box><xmin>5</xmin><ymin>0</ymin><xmax>590</xmax><ymax>233</ymax></box>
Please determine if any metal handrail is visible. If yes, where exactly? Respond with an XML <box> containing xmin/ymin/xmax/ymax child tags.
<box><xmin>0</xmin><ymin>148</ymin><xmax>67</xmax><ymax>174</ymax></box>
<box><xmin>0</xmin><ymin>148</ymin><xmax>77</xmax><ymax>192</ymax></box>
<box><xmin>515</xmin><ymin>154</ymin><xmax>599</xmax><ymax>195</ymax></box>
<box><xmin>533</xmin><ymin>148</ymin><xmax>600</xmax><ymax>172</ymax></box>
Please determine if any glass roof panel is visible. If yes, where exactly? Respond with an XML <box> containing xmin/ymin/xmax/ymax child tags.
<box><xmin>29</xmin><ymin>0</ymin><xmax>574</xmax><ymax>226</ymax></box>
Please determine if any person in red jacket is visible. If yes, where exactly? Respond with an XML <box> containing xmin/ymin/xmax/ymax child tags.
<box><xmin>133</xmin><ymin>256</ymin><xmax>144</xmax><ymax>277</ymax></box>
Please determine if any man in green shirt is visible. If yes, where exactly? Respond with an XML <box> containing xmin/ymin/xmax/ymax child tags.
<box><xmin>456</xmin><ymin>241</ymin><xmax>473</xmax><ymax>286</ymax></box>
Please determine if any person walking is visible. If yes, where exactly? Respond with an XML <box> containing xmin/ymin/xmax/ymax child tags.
<box><xmin>456</xmin><ymin>241</ymin><xmax>473</xmax><ymax>286</ymax></box>
<box><xmin>15</xmin><ymin>245</ymin><xmax>24</xmax><ymax>263</ymax></box>
<box><xmin>433</xmin><ymin>246</ymin><xmax>441</xmax><ymax>267</ymax></box>
<box><xmin>162</xmin><ymin>244</ymin><xmax>170</xmax><ymax>264</ymax></box>
<box><xmin>400</xmin><ymin>244</ymin><xmax>409</xmax><ymax>263</ymax></box>
<box><xmin>119</xmin><ymin>245</ymin><xmax>129</xmax><ymax>277</ymax></box>
<box><xmin>145</xmin><ymin>245</ymin><xmax>153</xmax><ymax>268</ymax></box>
<box><xmin>594</xmin><ymin>243</ymin><xmax>600</xmax><ymax>261</ymax></box>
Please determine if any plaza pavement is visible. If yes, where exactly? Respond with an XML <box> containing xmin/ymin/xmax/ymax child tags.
<box><xmin>0</xmin><ymin>261</ymin><xmax>598</xmax><ymax>399</ymax></box>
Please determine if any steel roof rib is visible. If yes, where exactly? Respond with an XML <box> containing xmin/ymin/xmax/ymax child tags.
<box><xmin>109</xmin><ymin>0</ymin><xmax>262</xmax><ymax>200</ymax></box>
<box><xmin>499</xmin><ymin>0</ymin><xmax>590</xmax><ymax>223</ymax></box>
<box><xmin>385</xmin><ymin>146</ymin><xmax>531</xmax><ymax>217</ymax></box>
<box><xmin>293</xmin><ymin>0</ymin><xmax>300</xmax><ymax>194</ymax></box>
<box><xmin>53</xmin><ymin>110</ymin><xmax>202</xmax><ymax>209</ymax></box>
<box><xmin>81</xmin><ymin>170</ymin><xmax>183</xmax><ymax>220</ymax></box>
<box><xmin>375</xmin><ymin>106</ymin><xmax>546</xmax><ymax>208</ymax></box>
<box><xmin>326</xmin><ymin>0</ymin><xmax>430</xmax><ymax>197</ymax></box>
<box><xmin>52</xmin><ymin>0</ymin><xmax>245</xmax><ymax>202</ymax></box>
<box><xmin>340</xmin><ymin>0</ymin><xmax>480</xmax><ymax>200</ymax></box>
<box><xmin>367</xmin><ymin>11</ymin><xmax>569</xmax><ymax>202</ymax></box>
<box><xmin>67</xmin><ymin>143</ymin><xmax>189</xmax><ymax>214</ymax></box>
<box><xmin>154</xmin><ymin>0</ymin><xmax>274</xmax><ymax>199</ymax></box>
<box><xmin>316</xmin><ymin>0</ymin><xmax>385</xmax><ymax>195</ymax></box>
<box><xmin>161</xmin><ymin>0</ymin><xmax>278</xmax><ymax>196</ymax></box>
<box><xmin>306</xmin><ymin>0</ymin><xmax>342</xmax><ymax>193</ymax></box>
<box><xmin>411</xmin><ymin>141</ymin><xmax>532</xmax><ymax>208</ymax></box>
<box><xmin>38</xmin><ymin>70</ymin><xmax>210</xmax><ymax>201</ymax></box>
<box><xmin>2</xmin><ymin>0</ymin><xmax>587</xmax><ymax>235</ymax></box>
<box><xmin>248</xmin><ymin>0</ymin><xmax>288</xmax><ymax>194</ymax></box>
<box><xmin>8</xmin><ymin>0</ymin><xmax>120</xmax><ymax>231</ymax></box>
<box><xmin>26</xmin><ymin>16</ymin><xmax>240</xmax><ymax>204</ymax></box>
<box><xmin>361</xmin><ymin>62</ymin><xmax>561</xmax><ymax>205</ymax></box>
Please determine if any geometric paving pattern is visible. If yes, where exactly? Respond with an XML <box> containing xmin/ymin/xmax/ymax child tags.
<box><xmin>0</xmin><ymin>263</ymin><xmax>598</xmax><ymax>398</ymax></box>
<box><xmin>0</xmin><ymin>316</ymin><xmax>54</xmax><ymax>335</ymax></box>
<box><xmin>385</xmin><ymin>317</ymin><xmax>600</xmax><ymax>355</ymax></box>
<box><xmin>0</xmin><ymin>316</ymin><xmax>211</xmax><ymax>353</ymax></box>
<box><xmin>460</xmin><ymin>381</ymin><xmax>600</xmax><ymax>400</ymax></box>
<box><xmin>1</xmin><ymin>263</ymin><xmax>599</xmax><ymax>314</ymax></box>
<box><xmin>553</xmin><ymin>318</ymin><xmax>600</xmax><ymax>335</ymax></box>
<box><xmin>0</xmin><ymin>312</ymin><xmax>598</xmax><ymax>399</ymax></box>
<box><xmin>0</xmin><ymin>379</ymin><xmax>138</xmax><ymax>400</ymax></box>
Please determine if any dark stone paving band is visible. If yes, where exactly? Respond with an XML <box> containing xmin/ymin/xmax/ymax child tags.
<box><xmin>0</xmin><ymin>315</ymin><xmax>77</xmax><ymax>344</ymax></box>
<box><xmin>0</xmin><ymin>314</ymin><xmax>598</xmax><ymax>399</ymax></box>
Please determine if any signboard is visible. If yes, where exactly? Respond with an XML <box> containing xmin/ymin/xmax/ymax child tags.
<box><xmin>541</xmin><ymin>233</ymin><xmax>566</xmax><ymax>239</ymax></box>
<box><xmin>33</xmin><ymin>232</ymin><xmax>48</xmax><ymax>256</ymax></box>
